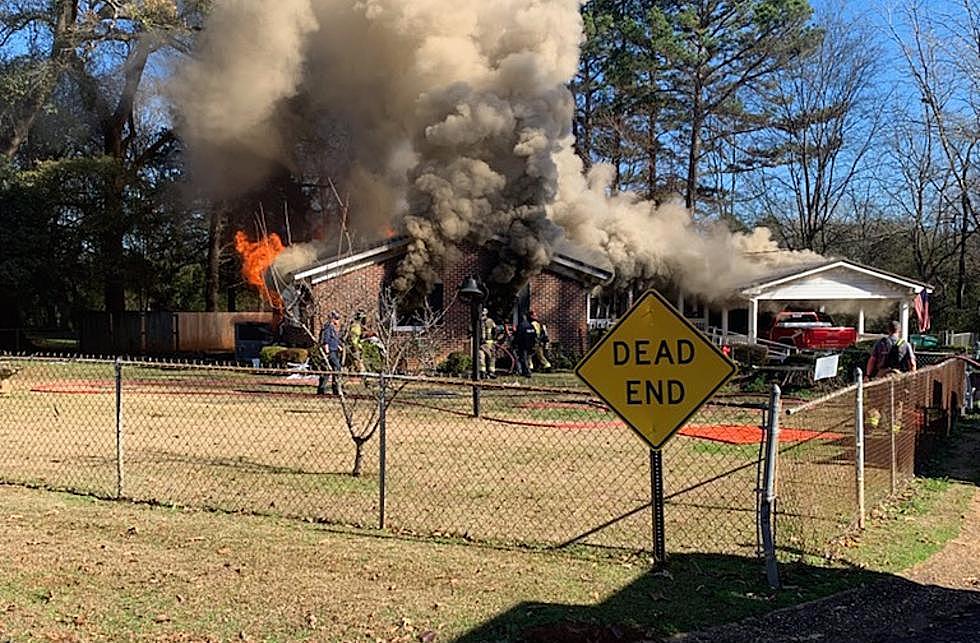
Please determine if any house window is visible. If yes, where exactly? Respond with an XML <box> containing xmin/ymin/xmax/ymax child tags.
<box><xmin>588</xmin><ymin>288</ymin><xmax>632</xmax><ymax>329</ymax></box>
<box><xmin>392</xmin><ymin>283</ymin><xmax>445</xmax><ymax>331</ymax></box>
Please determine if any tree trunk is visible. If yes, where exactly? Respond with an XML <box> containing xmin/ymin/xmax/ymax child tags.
<box><xmin>957</xmin><ymin>191</ymin><xmax>969</xmax><ymax>308</ymax></box>
<box><xmin>352</xmin><ymin>438</ymin><xmax>366</xmax><ymax>477</ymax></box>
<box><xmin>686</xmin><ymin>89</ymin><xmax>703</xmax><ymax>212</ymax></box>
<box><xmin>205</xmin><ymin>207</ymin><xmax>225</xmax><ymax>311</ymax></box>
<box><xmin>646</xmin><ymin>107</ymin><xmax>658</xmax><ymax>201</ymax></box>
<box><xmin>99</xmin><ymin>38</ymin><xmax>151</xmax><ymax>313</ymax></box>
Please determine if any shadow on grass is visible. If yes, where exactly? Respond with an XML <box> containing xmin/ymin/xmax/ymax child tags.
<box><xmin>454</xmin><ymin>553</ymin><xmax>908</xmax><ymax>642</ymax></box>
<box><xmin>922</xmin><ymin>414</ymin><xmax>980</xmax><ymax>486</ymax></box>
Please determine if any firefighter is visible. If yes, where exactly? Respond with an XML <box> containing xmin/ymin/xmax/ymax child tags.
<box><xmin>529</xmin><ymin>310</ymin><xmax>552</xmax><ymax>372</ymax></box>
<box><xmin>513</xmin><ymin>313</ymin><xmax>537</xmax><ymax>378</ymax></box>
<box><xmin>479</xmin><ymin>308</ymin><xmax>497</xmax><ymax>378</ymax></box>
<box><xmin>347</xmin><ymin>309</ymin><xmax>366</xmax><ymax>374</ymax></box>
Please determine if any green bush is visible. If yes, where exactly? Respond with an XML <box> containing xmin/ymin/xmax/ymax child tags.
<box><xmin>437</xmin><ymin>351</ymin><xmax>472</xmax><ymax>376</ymax></box>
<box><xmin>259</xmin><ymin>345</ymin><xmax>309</xmax><ymax>367</ymax></box>
<box><xmin>547</xmin><ymin>342</ymin><xmax>579</xmax><ymax>371</ymax></box>
<box><xmin>362</xmin><ymin>342</ymin><xmax>384</xmax><ymax>372</ymax></box>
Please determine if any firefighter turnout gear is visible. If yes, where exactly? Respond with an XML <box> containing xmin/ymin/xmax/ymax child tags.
<box><xmin>347</xmin><ymin>310</ymin><xmax>366</xmax><ymax>374</ymax></box>
<box><xmin>479</xmin><ymin>310</ymin><xmax>496</xmax><ymax>377</ymax></box>
<box><xmin>530</xmin><ymin>318</ymin><xmax>551</xmax><ymax>371</ymax></box>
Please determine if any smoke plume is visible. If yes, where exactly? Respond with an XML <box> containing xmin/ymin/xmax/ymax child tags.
<box><xmin>172</xmin><ymin>0</ymin><xmax>816</xmax><ymax>302</ymax></box>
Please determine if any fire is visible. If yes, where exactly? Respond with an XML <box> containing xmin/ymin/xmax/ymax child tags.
<box><xmin>234</xmin><ymin>230</ymin><xmax>285</xmax><ymax>308</ymax></box>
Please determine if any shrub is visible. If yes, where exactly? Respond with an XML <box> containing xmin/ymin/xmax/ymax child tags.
<box><xmin>437</xmin><ymin>351</ymin><xmax>472</xmax><ymax>376</ymax></box>
<box><xmin>547</xmin><ymin>342</ymin><xmax>579</xmax><ymax>371</ymax></box>
<box><xmin>362</xmin><ymin>341</ymin><xmax>384</xmax><ymax>372</ymax></box>
<box><xmin>259</xmin><ymin>345</ymin><xmax>308</xmax><ymax>367</ymax></box>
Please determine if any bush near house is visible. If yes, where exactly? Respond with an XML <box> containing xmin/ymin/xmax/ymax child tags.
<box><xmin>259</xmin><ymin>346</ymin><xmax>309</xmax><ymax>367</ymax></box>
<box><xmin>437</xmin><ymin>351</ymin><xmax>472</xmax><ymax>376</ymax></box>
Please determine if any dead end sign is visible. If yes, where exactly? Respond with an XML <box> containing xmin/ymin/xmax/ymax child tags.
<box><xmin>575</xmin><ymin>290</ymin><xmax>737</xmax><ymax>450</ymax></box>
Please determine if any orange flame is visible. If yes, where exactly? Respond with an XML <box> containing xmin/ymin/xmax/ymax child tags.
<box><xmin>234</xmin><ymin>230</ymin><xmax>285</xmax><ymax>308</ymax></box>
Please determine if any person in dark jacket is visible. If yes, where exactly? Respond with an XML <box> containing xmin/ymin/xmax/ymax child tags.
<box><xmin>513</xmin><ymin>314</ymin><xmax>537</xmax><ymax>378</ymax></box>
<box><xmin>866</xmin><ymin>320</ymin><xmax>917</xmax><ymax>379</ymax></box>
<box><xmin>317</xmin><ymin>310</ymin><xmax>343</xmax><ymax>395</ymax></box>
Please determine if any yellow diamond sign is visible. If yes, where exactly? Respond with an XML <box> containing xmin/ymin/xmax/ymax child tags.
<box><xmin>576</xmin><ymin>290</ymin><xmax>737</xmax><ymax>450</ymax></box>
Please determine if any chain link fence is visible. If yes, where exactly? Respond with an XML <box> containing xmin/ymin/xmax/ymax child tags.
<box><xmin>1</xmin><ymin>354</ymin><xmax>965</xmax><ymax>562</ymax></box>
<box><xmin>775</xmin><ymin>359</ymin><xmax>966</xmax><ymax>560</ymax></box>
<box><xmin>1</xmin><ymin>355</ymin><xmax>767</xmax><ymax>556</ymax></box>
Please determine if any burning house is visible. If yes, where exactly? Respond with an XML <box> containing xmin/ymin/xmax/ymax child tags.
<box><xmin>288</xmin><ymin>236</ymin><xmax>611</xmax><ymax>360</ymax></box>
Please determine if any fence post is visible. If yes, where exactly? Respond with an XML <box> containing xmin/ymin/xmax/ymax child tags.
<box><xmin>114</xmin><ymin>357</ymin><xmax>124</xmax><ymax>498</ymax></box>
<box><xmin>759</xmin><ymin>384</ymin><xmax>781</xmax><ymax>589</ymax></box>
<box><xmin>855</xmin><ymin>368</ymin><xmax>865</xmax><ymax>529</ymax></box>
<box><xmin>889</xmin><ymin>378</ymin><xmax>897</xmax><ymax>493</ymax></box>
<box><xmin>378</xmin><ymin>373</ymin><xmax>387</xmax><ymax>530</ymax></box>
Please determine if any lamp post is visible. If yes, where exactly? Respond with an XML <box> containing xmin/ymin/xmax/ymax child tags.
<box><xmin>458</xmin><ymin>276</ymin><xmax>485</xmax><ymax>417</ymax></box>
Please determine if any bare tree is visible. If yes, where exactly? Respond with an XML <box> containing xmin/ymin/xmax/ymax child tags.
<box><xmin>268</xmin><ymin>265</ymin><xmax>454</xmax><ymax>477</ymax></box>
<box><xmin>890</xmin><ymin>1</ymin><xmax>980</xmax><ymax>307</ymax></box>
<box><xmin>750</xmin><ymin>8</ymin><xmax>885</xmax><ymax>252</ymax></box>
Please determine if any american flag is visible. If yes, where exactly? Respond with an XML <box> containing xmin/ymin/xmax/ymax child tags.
<box><xmin>913</xmin><ymin>291</ymin><xmax>930</xmax><ymax>332</ymax></box>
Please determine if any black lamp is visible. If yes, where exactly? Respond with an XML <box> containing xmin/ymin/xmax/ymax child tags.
<box><xmin>458</xmin><ymin>276</ymin><xmax>486</xmax><ymax>416</ymax></box>
<box><xmin>458</xmin><ymin>277</ymin><xmax>484</xmax><ymax>302</ymax></box>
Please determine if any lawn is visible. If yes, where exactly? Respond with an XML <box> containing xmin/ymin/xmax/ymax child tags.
<box><xmin>0</xmin><ymin>470</ymin><xmax>969</xmax><ymax>642</ymax></box>
<box><xmin>0</xmin><ymin>358</ymin><xmax>774</xmax><ymax>556</ymax></box>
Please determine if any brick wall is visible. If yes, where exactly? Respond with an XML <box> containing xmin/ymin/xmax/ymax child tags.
<box><xmin>308</xmin><ymin>246</ymin><xmax>592</xmax><ymax>365</ymax></box>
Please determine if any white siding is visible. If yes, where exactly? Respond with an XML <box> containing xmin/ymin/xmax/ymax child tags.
<box><xmin>755</xmin><ymin>267</ymin><xmax>909</xmax><ymax>301</ymax></box>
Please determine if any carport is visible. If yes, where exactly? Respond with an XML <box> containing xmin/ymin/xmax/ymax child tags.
<box><xmin>718</xmin><ymin>259</ymin><xmax>932</xmax><ymax>344</ymax></box>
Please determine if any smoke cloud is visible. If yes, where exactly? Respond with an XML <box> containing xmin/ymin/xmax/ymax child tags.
<box><xmin>172</xmin><ymin>0</ymin><xmax>816</xmax><ymax>302</ymax></box>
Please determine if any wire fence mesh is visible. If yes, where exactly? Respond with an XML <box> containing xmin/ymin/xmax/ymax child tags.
<box><xmin>777</xmin><ymin>359</ymin><xmax>965</xmax><ymax>560</ymax></box>
<box><xmin>1</xmin><ymin>355</ymin><xmax>765</xmax><ymax>556</ymax></box>
<box><xmin>1</xmin><ymin>354</ymin><xmax>963</xmax><ymax>561</ymax></box>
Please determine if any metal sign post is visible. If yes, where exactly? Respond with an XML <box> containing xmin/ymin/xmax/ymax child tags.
<box><xmin>650</xmin><ymin>449</ymin><xmax>666</xmax><ymax>566</ymax></box>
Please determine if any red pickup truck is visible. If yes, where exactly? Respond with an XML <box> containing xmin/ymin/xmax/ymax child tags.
<box><xmin>767</xmin><ymin>311</ymin><xmax>858</xmax><ymax>350</ymax></box>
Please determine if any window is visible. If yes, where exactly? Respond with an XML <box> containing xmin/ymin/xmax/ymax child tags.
<box><xmin>588</xmin><ymin>288</ymin><xmax>632</xmax><ymax>329</ymax></box>
<box><xmin>392</xmin><ymin>283</ymin><xmax>445</xmax><ymax>330</ymax></box>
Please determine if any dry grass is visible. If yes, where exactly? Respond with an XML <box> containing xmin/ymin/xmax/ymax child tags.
<box><xmin>0</xmin><ymin>360</ymin><xmax>774</xmax><ymax>555</ymax></box>
<box><xmin>0</xmin><ymin>485</ymin><xmax>650</xmax><ymax>641</ymax></box>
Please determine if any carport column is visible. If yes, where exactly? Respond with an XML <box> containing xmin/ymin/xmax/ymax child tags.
<box><xmin>721</xmin><ymin>308</ymin><xmax>729</xmax><ymax>337</ymax></box>
<box><xmin>676</xmin><ymin>291</ymin><xmax>685</xmax><ymax>316</ymax></box>
<box><xmin>748</xmin><ymin>298</ymin><xmax>759</xmax><ymax>344</ymax></box>
<box><xmin>900</xmin><ymin>299</ymin><xmax>910</xmax><ymax>340</ymax></box>
<box><xmin>858</xmin><ymin>307</ymin><xmax>865</xmax><ymax>337</ymax></box>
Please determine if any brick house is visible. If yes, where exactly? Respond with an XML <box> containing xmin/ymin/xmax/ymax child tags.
<box><xmin>291</xmin><ymin>237</ymin><xmax>613</xmax><ymax>361</ymax></box>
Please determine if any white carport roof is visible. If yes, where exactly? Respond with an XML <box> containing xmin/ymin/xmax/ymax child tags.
<box><xmin>738</xmin><ymin>259</ymin><xmax>932</xmax><ymax>301</ymax></box>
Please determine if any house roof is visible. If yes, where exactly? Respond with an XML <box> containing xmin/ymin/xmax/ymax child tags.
<box><xmin>738</xmin><ymin>258</ymin><xmax>933</xmax><ymax>299</ymax></box>
<box><xmin>292</xmin><ymin>235</ymin><xmax>614</xmax><ymax>286</ymax></box>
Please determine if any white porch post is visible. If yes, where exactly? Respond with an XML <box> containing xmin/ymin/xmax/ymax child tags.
<box><xmin>676</xmin><ymin>291</ymin><xmax>685</xmax><ymax>315</ymax></box>
<box><xmin>721</xmin><ymin>308</ymin><xmax>729</xmax><ymax>336</ymax></box>
<box><xmin>858</xmin><ymin>307</ymin><xmax>865</xmax><ymax>336</ymax></box>
<box><xmin>702</xmin><ymin>303</ymin><xmax>710</xmax><ymax>329</ymax></box>
<box><xmin>749</xmin><ymin>299</ymin><xmax>759</xmax><ymax>343</ymax></box>
<box><xmin>900</xmin><ymin>299</ymin><xmax>910</xmax><ymax>340</ymax></box>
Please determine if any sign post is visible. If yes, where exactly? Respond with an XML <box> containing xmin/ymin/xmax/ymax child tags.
<box><xmin>576</xmin><ymin>290</ymin><xmax>737</xmax><ymax>563</ymax></box>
